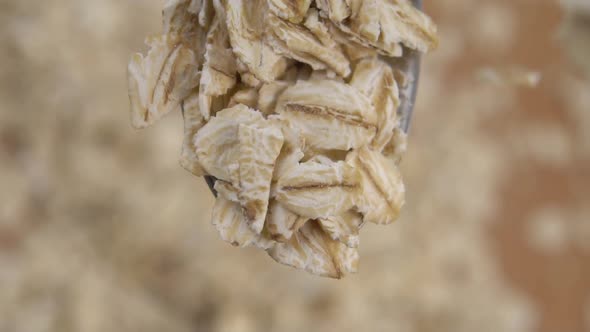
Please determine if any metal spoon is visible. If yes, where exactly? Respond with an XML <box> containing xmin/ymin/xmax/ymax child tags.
<box><xmin>396</xmin><ymin>0</ymin><xmax>422</xmax><ymax>133</ymax></box>
<box><xmin>204</xmin><ymin>0</ymin><xmax>423</xmax><ymax>194</ymax></box>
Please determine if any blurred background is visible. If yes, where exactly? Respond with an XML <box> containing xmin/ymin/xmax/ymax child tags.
<box><xmin>1</xmin><ymin>0</ymin><xmax>589</xmax><ymax>331</ymax></box>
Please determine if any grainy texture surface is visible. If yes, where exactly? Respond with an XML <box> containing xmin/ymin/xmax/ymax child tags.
<box><xmin>1</xmin><ymin>0</ymin><xmax>589</xmax><ymax>331</ymax></box>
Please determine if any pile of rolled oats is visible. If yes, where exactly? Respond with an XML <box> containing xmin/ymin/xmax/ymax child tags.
<box><xmin>128</xmin><ymin>0</ymin><xmax>437</xmax><ymax>278</ymax></box>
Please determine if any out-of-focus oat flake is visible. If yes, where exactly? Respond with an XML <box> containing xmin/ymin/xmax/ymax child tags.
<box><xmin>476</xmin><ymin>66</ymin><xmax>541</xmax><ymax>88</ymax></box>
<box><xmin>526</xmin><ymin>207</ymin><xmax>568</xmax><ymax>254</ymax></box>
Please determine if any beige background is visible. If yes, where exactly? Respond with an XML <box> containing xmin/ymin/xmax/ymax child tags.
<box><xmin>1</xmin><ymin>1</ymin><xmax>589</xmax><ymax>331</ymax></box>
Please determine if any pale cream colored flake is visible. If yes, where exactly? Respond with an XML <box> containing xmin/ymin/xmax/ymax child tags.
<box><xmin>195</xmin><ymin>104</ymin><xmax>284</xmax><ymax>234</ymax></box>
<box><xmin>267</xmin><ymin>221</ymin><xmax>359</xmax><ymax>278</ymax></box>
<box><xmin>128</xmin><ymin>36</ymin><xmax>200</xmax><ymax>129</ymax></box>
<box><xmin>350</xmin><ymin>0</ymin><xmax>380</xmax><ymax>43</ymax></box>
<box><xmin>316</xmin><ymin>0</ymin><xmax>352</xmax><ymax>23</ymax></box>
<box><xmin>226</xmin><ymin>0</ymin><xmax>289</xmax><ymax>82</ymax></box>
<box><xmin>268</xmin><ymin>0</ymin><xmax>313</xmax><ymax>23</ymax></box>
<box><xmin>163</xmin><ymin>0</ymin><xmax>209</xmax><ymax>57</ymax></box>
<box><xmin>198</xmin><ymin>19</ymin><xmax>237</xmax><ymax>119</ymax></box>
<box><xmin>194</xmin><ymin>104</ymin><xmax>265</xmax><ymax>183</ymax></box>
<box><xmin>179</xmin><ymin>92</ymin><xmax>206</xmax><ymax>176</ymax></box>
<box><xmin>347</xmin><ymin>146</ymin><xmax>405</xmax><ymax>224</ymax></box>
<box><xmin>266</xmin><ymin>14</ymin><xmax>351</xmax><ymax>77</ymax></box>
<box><xmin>303</xmin><ymin>8</ymin><xmax>340</xmax><ymax>50</ymax></box>
<box><xmin>380</xmin><ymin>0</ymin><xmax>438</xmax><ymax>53</ymax></box>
<box><xmin>275</xmin><ymin>79</ymin><xmax>377</xmax><ymax>150</ymax></box>
<box><xmin>350</xmin><ymin>57</ymin><xmax>400</xmax><ymax>151</ymax></box>
<box><xmin>212</xmin><ymin>196</ymin><xmax>274</xmax><ymax>249</ymax></box>
<box><xmin>323</xmin><ymin>0</ymin><xmax>438</xmax><ymax>56</ymax></box>
<box><xmin>326</xmin><ymin>21</ymin><xmax>379</xmax><ymax>61</ymax></box>
<box><xmin>275</xmin><ymin>158</ymin><xmax>359</xmax><ymax>219</ymax></box>
<box><xmin>318</xmin><ymin>210</ymin><xmax>364</xmax><ymax>248</ymax></box>
<box><xmin>237</xmin><ymin>122</ymin><xmax>284</xmax><ymax>234</ymax></box>
<box><xmin>328</xmin><ymin>18</ymin><xmax>404</xmax><ymax>57</ymax></box>
<box><xmin>265</xmin><ymin>200</ymin><xmax>308</xmax><ymax>242</ymax></box>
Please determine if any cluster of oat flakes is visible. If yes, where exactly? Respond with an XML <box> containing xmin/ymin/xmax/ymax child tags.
<box><xmin>128</xmin><ymin>0</ymin><xmax>437</xmax><ymax>278</ymax></box>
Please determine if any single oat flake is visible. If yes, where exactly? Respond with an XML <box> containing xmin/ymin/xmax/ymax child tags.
<box><xmin>127</xmin><ymin>0</ymin><xmax>438</xmax><ymax>278</ymax></box>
